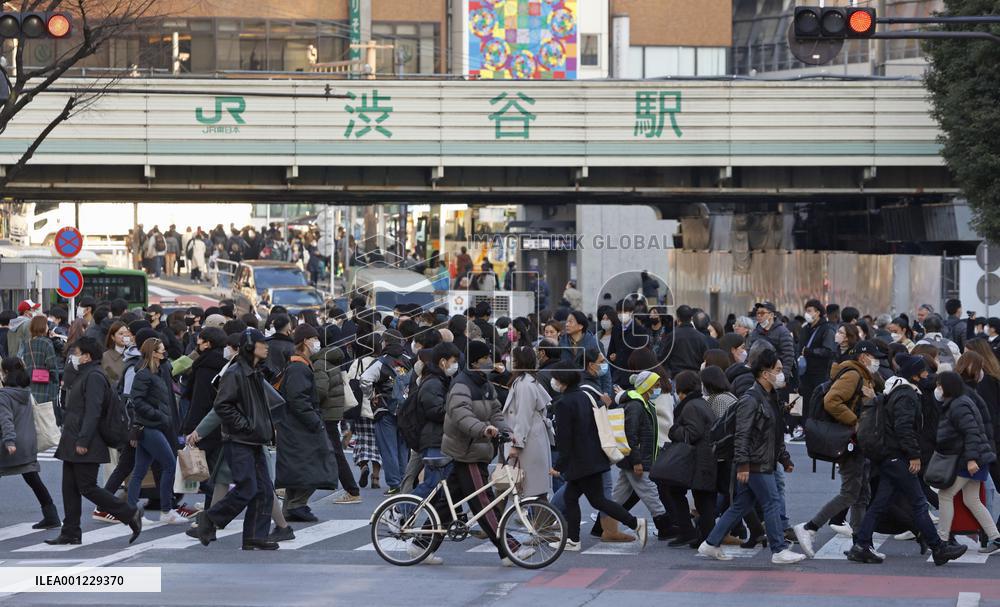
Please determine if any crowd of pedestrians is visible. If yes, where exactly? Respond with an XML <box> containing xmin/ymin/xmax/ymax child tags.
<box><xmin>1</xmin><ymin>285</ymin><xmax>999</xmax><ymax>567</ymax></box>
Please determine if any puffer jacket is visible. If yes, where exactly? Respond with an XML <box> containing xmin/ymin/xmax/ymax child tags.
<box><xmin>130</xmin><ymin>366</ymin><xmax>177</xmax><ymax>435</ymax></box>
<box><xmin>617</xmin><ymin>392</ymin><xmax>658</xmax><ymax>471</ymax></box>
<box><xmin>0</xmin><ymin>387</ymin><xmax>38</xmax><ymax>470</ymax></box>
<box><xmin>880</xmin><ymin>376</ymin><xmax>924</xmax><ymax>463</ymax></box>
<box><xmin>667</xmin><ymin>391</ymin><xmax>718</xmax><ymax>491</ymax></box>
<box><xmin>416</xmin><ymin>366</ymin><xmax>449</xmax><ymax>451</ymax></box>
<box><xmin>823</xmin><ymin>360</ymin><xmax>874</xmax><ymax>426</ymax></box>
<box><xmin>747</xmin><ymin>320</ymin><xmax>796</xmax><ymax>387</ymax></box>
<box><xmin>725</xmin><ymin>363</ymin><xmax>755</xmax><ymax>398</ymax></box>
<box><xmin>733</xmin><ymin>381</ymin><xmax>783</xmax><ymax>474</ymax></box>
<box><xmin>442</xmin><ymin>370</ymin><xmax>509</xmax><ymax>463</ymax></box>
<box><xmin>312</xmin><ymin>345</ymin><xmax>347</xmax><ymax>421</ymax></box>
<box><xmin>937</xmin><ymin>394</ymin><xmax>997</xmax><ymax>469</ymax></box>
<box><xmin>964</xmin><ymin>382</ymin><xmax>995</xmax><ymax>448</ymax></box>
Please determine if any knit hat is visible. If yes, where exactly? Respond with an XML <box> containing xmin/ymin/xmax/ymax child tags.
<box><xmin>292</xmin><ymin>323</ymin><xmax>319</xmax><ymax>344</ymax></box>
<box><xmin>134</xmin><ymin>328</ymin><xmax>160</xmax><ymax>350</ymax></box>
<box><xmin>128</xmin><ymin>319</ymin><xmax>152</xmax><ymax>336</ymax></box>
<box><xmin>629</xmin><ymin>370</ymin><xmax>661</xmax><ymax>394</ymax></box>
<box><xmin>894</xmin><ymin>353</ymin><xmax>927</xmax><ymax>379</ymax></box>
<box><xmin>203</xmin><ymin>314</ymin><xmax>227</xmax><ymax>330</ymax></box>
<box><xmin>467</xmin><ymin>340</ymin><xmax>492</xmax><ymax>365</ymax></box>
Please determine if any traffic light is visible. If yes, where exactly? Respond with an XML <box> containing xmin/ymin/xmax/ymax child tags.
<box><xmin>0</xmin><ymin>12</ymin><xmax>72</xmax><ymax>39</ymax></box>
<box><xmin>793</xmin><ymin>6</ymin><xmax>876</xmax><ymax>39</ymax></box>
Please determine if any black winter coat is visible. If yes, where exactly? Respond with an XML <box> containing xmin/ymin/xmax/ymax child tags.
<box><xmin>881</xmin><ymin>381</ymin><xmax>924</xmax><ymax>463</ymax></box>
<box><xmin>416</xmin><ymin>368</ymin><xmax>449</xmax><ymax>451</ymax></box>
<box><xmin>265</xmin><ymin>333</ymin><xmax>295</xmax><ymax>379</ymax></box>
<box><xmin>725</xmin><ymin>363</ymin><xmax>755</xmax><ymax>398</ymax></box>
<box><xmin>665</xmin><ymin>324</ymin><xmax>708</xmax><ymax>376</ymax></box>
<box><xmin>937</xmin><ymin>394</ymin><xmax>997</xmax><ymax>469</ymax></box>
<box><xmin>181</xmin><ymin>347</ymin><xmax>226</xmax><ymax>437</ymax></box>
<box><xmin>131</xmin><ymin>367</ymin><xmax>177</xmax><ymax>435</ymax></box>
<box><xmin>748</xmin><ymin>321</ymin><xmax>796</xmax><ymax>386</ymax></box>
<box><xmin>275</xmin><ymin>357</ymin><xmax>338</xmax><ymax>490</ymax></box>
<box><xmin>800</xmin><ymin>320</ymin><xmax>836</xmax><ymax>393</ymax></box>
<box><xmin>667</xmin><ymin>392</ymin><xmax>718</xmax><ymax>491</ymax></box>
<box><xmin>733</xmin><ymin>382</ymin><xmax>783</xmax><ymax>473</ymax></box>
<box><xmin>55</xmin><ymin>361</ymin><xmax>112</xmax><ymax>464</ymax></box>
<box><xmin>213</xmin><ymin>357</ymin><xmax>275</xmax><ymax>446</ymax></box>
<box><xmin>553</xmin><ymin>386</ymin><xmax>610</xmax><ymax>481</ymax></box>
<box><xmin>617</xmin><ymin>394</ymin><xmax>658</xmax><ymax>470</ymax></box>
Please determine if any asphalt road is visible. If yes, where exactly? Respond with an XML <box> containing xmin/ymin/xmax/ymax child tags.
<box><xmin>1</xmin><ymin>443</ymin><xmax>998</xmax><ymax>607</ymax></box>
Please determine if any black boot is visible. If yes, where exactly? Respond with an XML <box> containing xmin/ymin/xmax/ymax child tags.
<box><xmin>33</xmin><ymin>503</ymin><xmax>61</xmax><ymax>530</ymax></box>
<box><xmin>196</xmin><ymin>511</ymin><xmax>216</xmax><ymax>547</ymax></box>
<box><xmin>44</xmin><ymin>533</ymin><xmax>81</xmax><ymax>546</ymax></box>
<box><xmin>932</xmin><ymin>541</ymin><xmax>967</xmax><ymax>566</ymax></box>
<box><xmin>589</xmin><ymin>517</ymin><xmax>603</xmax><ymax>538</ymax></box>
<box><xmin>846</xmin><ymin>544</ymin><xmax>884</xmax><ymax>564</ymax></box>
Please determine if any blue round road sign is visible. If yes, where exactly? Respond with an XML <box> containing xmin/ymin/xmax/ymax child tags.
<box><xmin>54</xmin><ymin>226</ymin><xmax>83</xmax><ymax>258</ymax></box>
<box><xmin>57</xmin><ymin>266</ymin><xmax>84</xmax><ymax>298</ymax></box>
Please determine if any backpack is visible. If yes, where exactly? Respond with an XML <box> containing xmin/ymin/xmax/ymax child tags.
<box><xmin>373</xmin><ymin>355</ymin><xmax>411</xmax><ymax>416</ymax></box>
<box><xmin>803</xmin><ymin>367</ymin><xmax>862</xmax><ymax>462</ymax></box>
<box><xmin>99</xmin><ymin>374</ymin><xmax>131</xmax><ymax>450</ymax></box>
<box><xmin>857</xmin><ymin>391</ymin><xmax>891</xmax><ymax>462</ymax></box>
<box><xmin>154</xmin><ymin>234</ymin><xmax>166</xmax><ymax>252</ymax></box>
<box><xmin>922</xmin><ymin>334</ymin><xmax>956</xmax><ymax>369</ymax></box>
<box><xmin>396</xmin><ymin>378</ymin><xmax>426</xmax><ymax>452</ymax></box>
<box><xmin>710</xmin><ymin>401</ymin><xmax>741</xmax><ymax>460</ymax></box>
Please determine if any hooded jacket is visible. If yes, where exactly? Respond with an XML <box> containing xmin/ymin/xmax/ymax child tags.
<box><xmin>938</xmin><ymin>393</ymin><xmax>997</xmax><ymax>469</ymax></box>
<box><xmin>6</xmin><ymin>315</ymin><xmax>31</xmax><ymax>362</ymax></box>
<box><xmin>880</xmin><ymin>376</ymin><xmax>924</xmax><ymax>462</ymax></box>
<box><xmin>725</xmin><ymin>363</ymin><xmax>755</xmax><ymax>398</ymax></box>
<box><xmin>618</xmin><ymin>390</ymin><xmax>659</xmax><ymax>470</ymax></box>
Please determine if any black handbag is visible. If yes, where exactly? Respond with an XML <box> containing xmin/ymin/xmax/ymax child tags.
<box><xmin>924</xmin><ymin>451</ymin><xmax>960</xmax><ymax>489</ymax></box>
<box><xmin>649</xmin><ymin>441</ymin><xmax>696</xmax><ymax>487</ymax></box>
<box><xmin>804</xmin><ymin>418</ymin><xmax>855</xmax><ymax>462</ymax></box>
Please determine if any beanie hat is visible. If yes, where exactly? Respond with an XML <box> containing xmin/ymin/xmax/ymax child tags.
<box><xmin>135</xmin><ymin>328</ymin><xmax>160</xmax><ymax>350</ymax></box>
<box><xmin>895</xmin><ymin>353</ymin><xmax>927</xmax><ymax>380</ymax></box>
<box><xmin>467</xmin><ymin>340</ymin><xmax>492</xmax><ymax>365</ymax></box>
<box><xmin>292</xmin><ymin>323</ymin><xmax>319</xmax><ymax>344</ymax></box>
<box><xmin>629</xmin><ymin>370</ymin><xmax>661</xmax><ymax>395</ymax></box>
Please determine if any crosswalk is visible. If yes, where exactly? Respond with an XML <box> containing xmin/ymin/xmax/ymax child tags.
<box><xmin>0</xmin><ymin>516</ymin><xmax>993</xmax><ymax>566</ymax></box>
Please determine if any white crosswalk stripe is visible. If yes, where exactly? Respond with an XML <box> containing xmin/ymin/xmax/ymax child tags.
<box><xmin>14</xmin><ymin>519</ymin><xmax>166</xmax><ymax>552</ymax></box>
<box><xmin>279</xmin><ymin>520</ymin><xmax>369</xmax><ymax>550</ymax></box>
<box><xmin>0</xmin><ymin>523</ymin><xmax>45</xmax><ymax>543</ymax></box>
<box><xmin>814</xmin><ymin>533</ymin><xmax>890</xmax><ymax>560</ymax></box>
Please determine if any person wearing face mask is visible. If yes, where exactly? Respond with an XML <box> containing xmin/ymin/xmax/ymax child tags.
<box><xmin>746</xmin><ymin>302</ymin><xmax>796</xmax><ymax>396</ymax></box>
<box><xmin>502</xmin><ymin>345</ymin><xmax>553</xmax><ymax>501</ymax></box>
<box><xmin>275</xmin><ymin>323</ymin><xmax>338</xmax><ymax>524</ymax></box>
<box><xmin>834</xmin><ymin>323</ymin><xmax>861</xmax><ymax>363</ymax></box>
<box><xmin>9</xmin><ymin>300</ymin><xmax>43</xmax><ymax>361</ymax></box>
<box><xmin>179</xmin><ymin>328</ymin><xmax>228</xmax><ymax>455</ymax></box>
<box><xmin>311</xmin><ymin>331</ymin><xmax>360</xmax><ymax>505</ymax></box>
<box><xmin>983</xmin><ymin>318</ymin><xmax>1000</xmax><ymax>362</ymax></box>
<box><xmin>720</xmin><ymin>333</ymin><xmax>754</xmax><ymax>398</ymax></box>
<box><xmin>845</xmin><ymin>355</ymin><xmax>968</xmax><ymax>565</ymax></box>
<box><xmin>101</xmin><ymin>321</ymin><xmax>134</xmax><ymax>385</ymax></box>
<box><xmin>888</xmin><ymin>317</ymin><xmax>917</xmax><ymax>352</ymax></box>
<box><xmin>798</xmin><ymin>299</ymin><xmax>837</xmax><ymax>421</ymax></box>
<box><xmin>793</xmin><ymin>341</ymin><xmax>882</xmax><ymax>557</ymax></box>
<box><xmin>699</xmin><ymin>349</ymin><xmax>807</xmax><ymax>565</ymax></box>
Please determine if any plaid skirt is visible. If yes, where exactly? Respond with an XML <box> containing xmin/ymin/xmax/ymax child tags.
<box><xmin>351</xmin><ymin>418</ymin><xmax>381</xmax><ymax>466</ymax></box>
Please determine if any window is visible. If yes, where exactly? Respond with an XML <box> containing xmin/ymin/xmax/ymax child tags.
<box><xmin>372</xmin><ymin>21</ymin><xmax>439</xmax><ymax>75</ymax></box>
<box><xmin>581</xmin><ymin>34</ymin><xmax>599</xmax><ymax>67</ymax></box>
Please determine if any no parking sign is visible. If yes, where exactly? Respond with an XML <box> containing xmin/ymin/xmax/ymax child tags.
<box><xmin>57</xmin><ymin>266</ymin><xmax>84</xmax><ymax>299</ymax></box>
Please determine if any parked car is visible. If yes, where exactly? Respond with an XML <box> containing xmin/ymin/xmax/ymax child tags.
<box><xmin>232</xmin><ymin>260</ymin><xmax>309</xmax><ymax>314</ymax></box>
<box><xmin>266</xmin><ymin>286</ymin><xmax>325</xmax><ymax>316</ymax></box>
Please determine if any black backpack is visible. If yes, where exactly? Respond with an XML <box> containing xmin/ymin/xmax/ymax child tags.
<box><xmin>803</xmin><ymin>367</ymin><xmax>862</xmax><ymax>462</ymax></box>
<box><xmin>396</xmin><ymin>379</ymin><xmax>425</xmax><ymax>453</ymax></box>
<box><xmin>99</xmin><ymin>375</ymin><xmax>131</xmax><ymax>449</ymax></box>
<box><xmin>857</xmin><ymin>390</ymin><xmax>891</xmax><ymax>462</ymax></box>
<box><xmin>710</xmin><ymin>400</ymin><xmax>742</xmax><ymax>460</ymax></box>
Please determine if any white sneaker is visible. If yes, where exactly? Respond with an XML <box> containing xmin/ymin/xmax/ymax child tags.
<box><xmin>160</xmin><ymin>510</ymin><xmax>188</xmax><ymax>525</ymax></box>
<box><xmin>772</xmin><ymin>548</ymin><xmax>807</xmax><ymax>565</ymax></box>
<box><xmin>830</xmin><ymin>523</ymin><xmax>853</xmax><ymax>537</ymax></box>
<box><xmin>635</xmin><ymin>518</ymin><xmax>648</xmax><ymax>550</ymax></box>
<box><xmin>894</xmin><ymin>531</ymin><xmax>916</xmax><ymax>541</ymax></box>
<box><xmin>697</xmin><ymin>541</ymin><xmax>732</xmax><ymax>561</ymax></box>
<box><xmin>792</xmin><ymin>523</ymin><xmax>816</xmax><ymax>558</ymax></box>
<box><xmin>501</xmin><ymin>545</ymin><xmax>536</xmax><ymax>567</ymax></box>
<box><xmin>873</xmin><ymin>548</ymin><xmax>886</xmax><ymax>560</ymax></box>
<box><xmin>407</xmin><ymin>540</ymin><xmax>442</xmax><ymax>565</ymax></box>
<box><xmin>551</xmin><ymin>539</ymin><xmax>581</xmax><ymax>551</ymax></box>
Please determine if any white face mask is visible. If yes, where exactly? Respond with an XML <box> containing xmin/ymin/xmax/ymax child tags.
<box><xmin>69</xmin><ymin>355</ymin><xmax>81</xmax><ymax>370</ymax></box>
<box><xmin>760</xmin><ymin>317</ymin><xmax>773</xmax><ymax>330</ymax></box>
<box><xmin>123</xmin><ymin>335</ymin><xmax>134</xmax><ymax>347</ymax></box>
<box><xmin>445</xmin><ymin>362</ymin><xmax>459</xmax><ymax>377</ymax></box>
<box><xmin>737</xmin><ymin>349</ymin><xmax>748</xmax><ymax>364</ymax></box>
<box><xmin>771</xmin><ymin>371</ymin><xmax>786</xmax><ymax>389</ymax></box>
<box><xmin>263</xmin><ymin>327</ymin><xmax>276</xmax><ymax>338</ymax></box>
<box><xmin>867</xmin><ymin>359</ymin><xmax>880</xmax><ymax>375</ymax></box>
<box><xmin>308</xmin><ymin>339</ymin><xmax>321</xmax><ymax>355</ymax></box>
<box><xmin>223</xmin><ymin>347</ymin><xmax>237</xmax><ymax>361</ymax></box>
<box><xmin>600</xmin><ymin>319</ymin><xmax>613</xmax><ymax>331</ymax></box>
<box><xmin>413</xmin><ymin>360</ymin><xmax>424</xmax><ymax>377</ymax></box>
<box><xmin>804</xmin><ymin>312</ymin><xmax>815</xmax><ymax>324</ymax></box>
<box><xmin>619</xmin><ymin>313</ymin><xmax>632</xmax><ymax>325</ymax></box>
<box><xmin>890</xmin><ymin>332</ymin><xmax>903</xmax><ymax>343</ymax></box>
<box><xmin>934</xmin><ymin>386</ymin><xmax>944</xmax><ymax>402</ymax></box>
<box><xmin>550</xmin><ymin>378</ymin><xmax>565</xmax><ymax>393</ymax></box>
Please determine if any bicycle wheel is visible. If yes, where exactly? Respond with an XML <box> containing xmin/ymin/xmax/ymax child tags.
<box><xmin>498</xmin><ymin>499</ymin><xmax>567</xmax><ymax>569</ymax></box>
<box><xmin>370</xmin><ymin>495</ymin><xmax>441</xmax><ymax>566</ymax></box>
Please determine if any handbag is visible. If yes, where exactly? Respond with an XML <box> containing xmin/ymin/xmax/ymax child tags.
<box><xmin>26</xmin><ymin>344</ymin><xmax>50</xmax><ymax>384</ymax></box>
<box><xmin>803</xmin><ymin>418</ymin><xmax>855</xmax><ymax>462</ymax></box>
<box><xmin>178</xmin><ymin>445</ymin><xmax>210</xmax><ymax>481</ymax></box>
<box><xmin>925</xmin><ymin>451</ymin><xmax>960</xmax><ymax>489</ymax></box>
<box><xmin>581</xmin><ymin>389</ymin><xmax>625</xmax><ymax>464</ymax></box>
<box><xmin>796</xmin><ymin>325</ymin><xmax>821</xmax><ymax>377</ymax></box>
<box><xmin>344</xmin><ymin>358</ymin><xmax>371</xmax><ymax>421</ymax></box>
<box><xmin>172</xmin><ymin>458</ymin><xmax>201</xmax><ymax>493</ymax></box>
<box><xmin>650</xmin><ymin>441</ymin><xmax>696</xmax><ymax>487</ymax></box>
<box><xmin>491</xmin><ymin>457</ymin><xmax>524</xmax><ymax>492</ymax></box>
<box><xmin>31</xmin><ymin>396</ymin><xmax>60</xmax><ymax>453</ymax></box>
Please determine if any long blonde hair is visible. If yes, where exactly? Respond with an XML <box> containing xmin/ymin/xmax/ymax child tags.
<box><xmin>965</xmin><ymin>338</ymin><xmax>1000</xmax><ymax>381</ymax></box>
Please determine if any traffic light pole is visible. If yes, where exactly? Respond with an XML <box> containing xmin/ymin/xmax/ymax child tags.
<box><xmin>872</xmin><ymin>30</ymin><xmax>1000</xmax><ymax>44</ymax></box>
<box><xmin>874</xmin><ymin>15</ymin><xmax>1000</xmax><ymax>44</ymax></box>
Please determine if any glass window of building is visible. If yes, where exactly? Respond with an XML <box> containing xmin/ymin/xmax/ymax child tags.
<box><xmin>581</xmin><ymin>34</ymin><xmax>599</xmax><ymax>66</ymax></box>
<box><xmin>372</xmin><ymin>22</ymin><xmax>439</xmax><ymax>75</ymax></box>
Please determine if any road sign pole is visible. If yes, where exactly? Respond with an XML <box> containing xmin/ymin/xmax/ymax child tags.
<box><xmin>68</xmin><ymin>296</ymin><xmax>76</xmax><ymax>324</ymax></box>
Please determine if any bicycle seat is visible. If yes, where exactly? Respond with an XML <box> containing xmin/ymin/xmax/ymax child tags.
<box><xmin>422</xmin><ymin>456</ymin><xmax>453</xmax><ymax>469</ymax></box>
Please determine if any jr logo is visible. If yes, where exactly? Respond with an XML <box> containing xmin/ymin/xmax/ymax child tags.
<box><xmin>195</xmin><ymin>96</ymin><xmax>247</xmax><ymax>125</ymax></box>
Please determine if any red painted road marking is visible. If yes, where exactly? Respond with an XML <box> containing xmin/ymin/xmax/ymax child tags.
<box><xmin>527</xmin><ymin>568</ymin><xmax>607</xmax><ymax>589</ymax></box>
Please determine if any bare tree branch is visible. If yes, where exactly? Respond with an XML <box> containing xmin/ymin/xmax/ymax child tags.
<box><xmin>0</xmin><ymin>94</ymin><xmax>74</xmax><ymax>189</ymax></box>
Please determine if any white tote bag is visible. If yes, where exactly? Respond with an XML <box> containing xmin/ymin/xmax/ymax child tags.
<box><xmin>581</xmin><ymin>390</ymin><xmax>625</xmax><ymax>464</ymax></box>
<box><xmin>31</xmin><ymin>396</ymin><xmax>61</xmax><ymax>453</ymax></box>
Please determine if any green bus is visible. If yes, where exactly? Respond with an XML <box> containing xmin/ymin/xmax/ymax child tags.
<box><xmin>46</xmin><ymin>266</ymin><xmax>149</xmax><ymax>310</ymax></box>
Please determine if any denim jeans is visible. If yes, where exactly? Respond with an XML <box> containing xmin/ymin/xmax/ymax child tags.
<box><xmin>374</xmin><ymin>414</ymin><xmax>409</xmax><ymax>489</ymax></box>
<box><xmin>412</xmin><ymin>447</ymin><xmax>453</xmax><ymax>500</ymax></box>
<box><xmin>707</xmin><ymin>472</ymin><xmax>788</xmax><ymax>554</ymax></box>
<box><xmin>774</xmin><ymin>466</ymin><xmax>791</xmax><ymax>530</ymax></box>
<box><xmin>856</xmin><ymin>457</ymin><xmax>941</xmax><ymax>550</ymax></box>
<box><xmin>127</xmin><ymin>429</ymin><xmax>176</xmax><ymax>511</ymax></box>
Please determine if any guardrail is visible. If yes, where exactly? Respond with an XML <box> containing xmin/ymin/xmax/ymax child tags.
<box><xmin>208</xmin><ymin>257</ymin><xmax>238</xmax><ymax>290</ymax></box>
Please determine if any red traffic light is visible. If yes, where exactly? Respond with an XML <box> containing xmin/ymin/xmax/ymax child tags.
<box><xmin>47</xmin><ymin>13</ymin><xmax>70</xmax><ymax>38</ymax></box>
<box><xmin>847</xmin><ymin>7</ymin><xmax>876</xmax><ymax>37</ymax></box>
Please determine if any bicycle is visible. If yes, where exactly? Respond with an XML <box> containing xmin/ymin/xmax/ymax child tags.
<box><xmin>369</xmin><ymin>434</ymin><xmax>568</xmax><ymax>569</ymax></box>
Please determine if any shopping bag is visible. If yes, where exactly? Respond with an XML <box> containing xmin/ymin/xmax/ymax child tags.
<box><xmin>173</xmin><ymin>458</ymin><xmax>200</xmax><ymax>494</ymax></box>
<box><xmin>582</xmin><ymin>390</ymin><xmax>625</xmax><ymax>464</ymax></box>
<box><xmin>607</xmin><ymin>407</ymin><xmax>631</xmax><ymax>456</ymax></box>
<box><xmin>32</xmin><ymin>398</ymin><xmax>60</xmax><ymax>453</ymax></box>
<box><xmin>265</xmin><ymin>445</ymin><xmax>277</xmax><ymax>481</ymax></box>
<box><xmin>178</xmin><ymin>446</ymin><xmax>210</xmax><ymax>482</ymax></box>
<box><xmin>491</xmin><ymin>459</ymin><xmax>524</xmax><ymax>492</ymax></box>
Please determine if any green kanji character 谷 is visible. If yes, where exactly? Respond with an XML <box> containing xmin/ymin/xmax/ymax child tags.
<box><xmin>488</xmin><ymin>92</ymin><xmax>537</xmax><ymax>140</ymax></box>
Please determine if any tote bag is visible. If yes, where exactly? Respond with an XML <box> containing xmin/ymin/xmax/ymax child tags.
<box><xmin>582</xmin><ymin>390</ymin><xmax>625</xmax><ymax>464</ymax></box>
<box><xmin>172</xmin><ymin>458</ymin><xmax>201</xmax><ymax>493</ymax></box>
<box><xmin>925</xmin><ymin>451</ymin><xmax>960</xmax><ymax>489</ymax></box>
<box><xmin>31</xmin><ymin>395</ymin><xmax>60</xmax><ymax>453</ymax></box>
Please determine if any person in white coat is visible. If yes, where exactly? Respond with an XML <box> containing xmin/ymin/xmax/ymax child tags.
<box><xmin>503</xmin><ymin>346</ymin><xmax>554</xmax><ymax>498</ymax></box>
<box><xmin>189</xmin><ymin>233</ymin><xmax>208</xmax><ymax>283</ymax></box>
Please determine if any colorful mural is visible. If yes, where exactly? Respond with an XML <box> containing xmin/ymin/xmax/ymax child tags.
<box><xmin>468</xmin><ymin>0</ymin><xmax>578</xmax><ymax>80</ymax></box>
